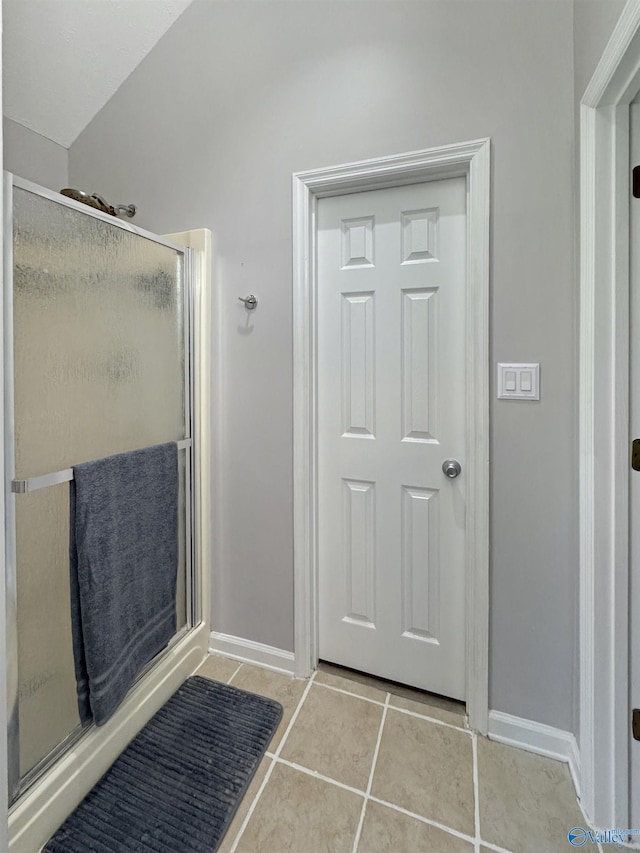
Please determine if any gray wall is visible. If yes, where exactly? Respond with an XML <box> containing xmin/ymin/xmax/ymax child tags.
<box><xmin>70</xmin><ymin>0</ymin><xmax>577</xmax><ymax>732</ymax></box>
<box><xmin>574</xmin><ymin>0</ymin><xmax>626</xmax><ymax>101</ymax></box>
<box><xmin>3</xmin><ymin>117</ymin><xmax>68</xmax><ymax>190</ymax></box>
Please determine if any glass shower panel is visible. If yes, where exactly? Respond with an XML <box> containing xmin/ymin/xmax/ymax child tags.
<box><xmin>13</xmin><ymin>188</ymin><xmax>185</xmax><ymax>473</ymax></box>
<box><xmin>12</xmin><ymin>186</ymin><xmax>188</xmax><ymax>780</ymax></box>
<box><xmin>16</xmin><ymin>484</ymin><xmax>78</xmax><ymax>777</ymax></box>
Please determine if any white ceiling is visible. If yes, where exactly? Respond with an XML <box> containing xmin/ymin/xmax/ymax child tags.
<box><xmin>3</xmin><ymin>0</ymin><xmax>192</xmax><ymax>149</ymax></box>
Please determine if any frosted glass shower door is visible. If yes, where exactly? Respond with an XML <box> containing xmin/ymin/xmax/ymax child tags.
<box><xmin>5</xmin><ymin>175</ymin><xmax>194</xmax><ymax>802</ymax></box>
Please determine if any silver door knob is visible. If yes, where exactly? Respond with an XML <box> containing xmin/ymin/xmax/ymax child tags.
<box><xmin>442</xmin><ymin>459</ymin><xmax>462</xmax><ymax>479</ymax></box>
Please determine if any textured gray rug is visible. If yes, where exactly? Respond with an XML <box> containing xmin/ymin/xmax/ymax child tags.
<box><xmin>43</xmin><ymin>676</ymin><xmax>283</xmax><ymax>852</ymax></box>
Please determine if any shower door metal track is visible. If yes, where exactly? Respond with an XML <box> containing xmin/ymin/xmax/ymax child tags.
<box><xmin>11</xmin><ymin>438</ymin><xmax>192</xmax><ymax>494</ymax></box>
<box><xmin>3</xmin><ymin>173</ymin><xmax>198</xmax><ymax>807</ymax></box>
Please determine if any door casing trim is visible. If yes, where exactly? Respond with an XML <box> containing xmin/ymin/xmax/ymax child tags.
<box><xmin>292</xmin><ymin>139</ymin><xmax>491</xmax><ymax>733</ymax></box>
<box><xmin>579</xmin><ymin>0</ymin><xmax>640</xmax><ymax>829</ymax></box>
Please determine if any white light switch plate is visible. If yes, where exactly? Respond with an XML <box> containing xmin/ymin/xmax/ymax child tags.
<box><xmin>497</xmin><ymin>363</ymin><xmax>540</xmax><ymax>400</ymax></box>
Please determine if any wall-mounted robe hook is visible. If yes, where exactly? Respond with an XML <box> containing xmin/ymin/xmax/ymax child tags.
<box><xmin>238</xmin><ymin>294</ymin><xmax>258</xmax><ymax>310</ymax></box>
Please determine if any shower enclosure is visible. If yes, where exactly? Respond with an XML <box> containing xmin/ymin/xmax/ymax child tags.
<box><xmin>3</xmin><ymin>174</ymin><xmax>201</xmax><ymax>813</ymax></box>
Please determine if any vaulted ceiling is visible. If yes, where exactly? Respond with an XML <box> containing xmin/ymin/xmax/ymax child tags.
<box><xmin>3</xmin><ymin>0</ymin><xmax>192</xmax><ymax>148</ymax></box>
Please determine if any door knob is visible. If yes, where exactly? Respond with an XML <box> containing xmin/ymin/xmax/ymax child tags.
<box><xmin>442</xmin><ymin>459</ymin><xmax>462</xmax><ymax>479</ymax></box>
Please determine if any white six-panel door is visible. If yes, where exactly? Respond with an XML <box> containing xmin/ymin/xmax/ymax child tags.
<box><xmin>317</xmin><ymin>178</ymin><xmax>467</xmax><ymax>700</ymax></box>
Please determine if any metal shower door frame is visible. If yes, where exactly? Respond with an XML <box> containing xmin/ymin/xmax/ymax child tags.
<box><xmin>3</xmin><ymin>173</ymin><xmax>197</xmax><ymax>805</ymax></box>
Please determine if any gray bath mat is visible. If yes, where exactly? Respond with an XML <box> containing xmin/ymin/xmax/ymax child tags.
<box><xmin>43</xmin><ymin>676</ymin><xmax>283</xmax><ymax>852</ymax></box>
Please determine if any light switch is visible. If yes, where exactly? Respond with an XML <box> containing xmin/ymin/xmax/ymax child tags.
<box><xmin>497</xmin><ymin>363</ymin><xmax>540</xmax><ymax>400</ymax></box>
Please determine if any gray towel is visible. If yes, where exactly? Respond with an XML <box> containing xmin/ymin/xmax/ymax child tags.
<box><xmin>69</xmin><ymin>442</ymin><xmax>179</xmax><ymax>726</ymax></box>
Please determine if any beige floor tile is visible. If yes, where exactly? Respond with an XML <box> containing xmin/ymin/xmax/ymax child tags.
<box><xmin>229</xmin><ymin>664</ymin><xmax>307</xmax><ymax>750</ymax></box>
<box><xmin>314</xmin><ymin>669</ymin><xmax>387</xmax><ymax>703</ymax></box>
<box><xmin>317</xmin><ymin>661</ymin><xmax>465</xmax><ymax>718</ymax></box>
<box><xmin>217</xmin><ymin>756</ymin><xmax>272</xmax><ymax>853</ymax></box>
<box><xmin>383</xmin><ymin>684</ymin><xmax>465</xmax><ymax>718</ymax></box>
<box><xmin>477</xmin><ymin>736</ymin><xmax>585</xmax><ymax>853</ymax></box>
<box><xmin>281</xmin><ymin>684</ymin><xmax>383</xmax><ymax>790</ymax></box>
<box><xmin>480</xmin><ymin>848</ymin><xmax>513</xmax><ymax>853</ymax></box>
<box><xmin>235</xmin><ymin>762</ymin><xmax>363</xmax><ymax>853</ymax></box>
<box><xmin>371</xmin><ymin>709</ymin><xmax>475</xmax><ymax>836</ymax></box>
<box><xmin>358</xmin><ymin>800</ymin><xmax>474</xmax><ymax>852</ymax></box>
<box><xmin>389</xmin><ymin>693</ymin><xmax>467</xmax><ymax>728</ymax></box>
<box><xmin>195</xmin><ymin>654</ymin><xmax>241</xmax><ymax>684</ymax></box>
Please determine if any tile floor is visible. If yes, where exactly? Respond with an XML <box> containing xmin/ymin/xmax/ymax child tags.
<box><xmin>196</xmin><ymin>655</ymin><xmax>592</xmax><ymax>853</ymax></box>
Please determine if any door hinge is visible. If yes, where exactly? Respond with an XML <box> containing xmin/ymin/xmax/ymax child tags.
<box><xmin>632</xmin><ymin>439</ymin><xmax>640</xmax><ymax>471</ymax></box>
<box><xmin>633</xmin><ymin>165</ymin><xmax>640</xmax><ymax>198</ymax></box>
<box><xmin>634</xmin><ymin>709</ymin><xmax>640</xmax><ymax>741</ymax></box>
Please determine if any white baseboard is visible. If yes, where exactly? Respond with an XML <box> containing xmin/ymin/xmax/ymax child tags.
<box><xmin>488</xmin><ymin>710</ymin><xmax>581</xmax><ymax>798</ymax></box>
<box><xmin>209</xmin><ymin>631</ymin><xmax>295</xmax><ymax>676</ymax></box>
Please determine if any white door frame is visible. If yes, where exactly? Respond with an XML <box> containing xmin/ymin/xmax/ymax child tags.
<box><xmin>292</xmin><ymin>139</ymin><xmax>491</xmax><ymax>734</ymax></box>
<box><xmin>0</xmin><ymin>6</ymin><xmax>8</xmax><ymax>849</ymax></box>
<box><xmin>579</xmin><ymin>1</ymin><xmax>640</xmax><ymax>830</ymax></box>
